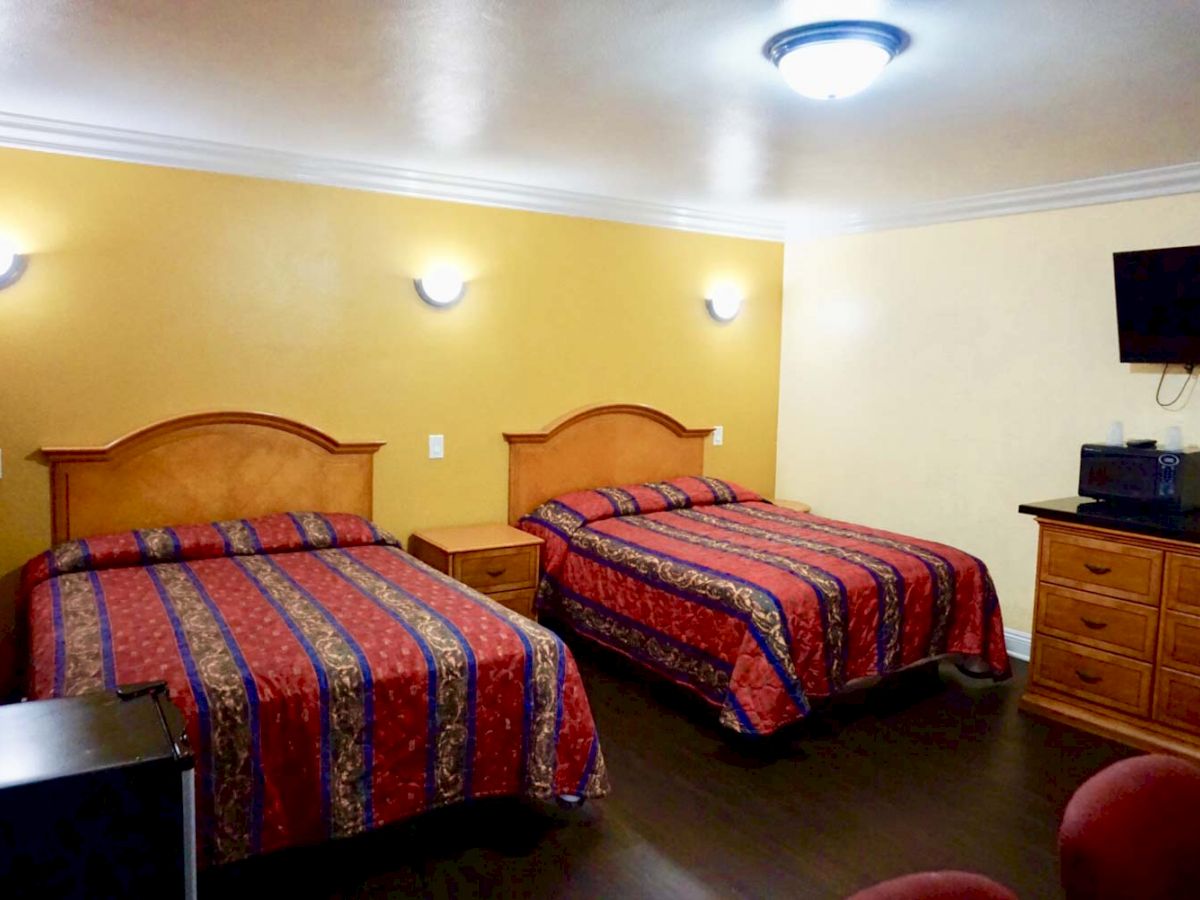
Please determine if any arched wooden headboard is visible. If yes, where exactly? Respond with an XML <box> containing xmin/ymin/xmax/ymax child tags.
<box><xmin>503</xmin><ymin>403</ymin><xmax>713</xmax><ymax>523</ymax></box>
<box><xmin>41</xmin><ymin>411</ymin><xmax>384</xmax><ymax>543</ymax></box>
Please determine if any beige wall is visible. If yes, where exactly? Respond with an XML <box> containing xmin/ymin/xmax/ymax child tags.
<box><xmin>778</xmin><ymin>192</ymin><xmax>1200</xmax><ymax>637</ymax></box>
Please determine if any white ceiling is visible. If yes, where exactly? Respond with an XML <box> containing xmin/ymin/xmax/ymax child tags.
<box><xmin>1</xmin><ymin>0</ymin><xmax>1198</xmax><ymax>236</ymax></box>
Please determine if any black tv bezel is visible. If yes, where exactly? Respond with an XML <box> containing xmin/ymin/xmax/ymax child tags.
<box><xmin>1114</xmin><ymin>243</ymin><xmax>1200</xmax><ymax>365</ymax></box>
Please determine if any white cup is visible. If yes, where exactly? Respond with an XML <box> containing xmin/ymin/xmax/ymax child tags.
<box><xmin>1166</xmin><ymin>425</ymin><xmax>1184</xmax><ymax>451</ymax></box>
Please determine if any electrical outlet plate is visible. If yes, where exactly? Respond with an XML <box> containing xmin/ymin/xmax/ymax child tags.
<box><xmin>712</xmin><ymin>425</ymin><xmax>724</xmax><ymax>446</ymax></box>
<box><xmin>428</xmin><ymin>434</ymin><xmax>444</xmax><ymax>459</ymax></box>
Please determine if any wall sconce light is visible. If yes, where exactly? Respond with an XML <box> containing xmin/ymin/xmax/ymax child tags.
<box><xmin>414</xmin><ymin>265</ymin><xmax>466</xmax><ymax>308</ymax></box>
<box><xmin>0</xmin><ymin>238</ymin><xmax>27</xmax><ymax>290</ymax></box>
<box><xmin>705</xmin><ymin>282</ymin><xmax>743</xmax><ymax>322</ymax></box>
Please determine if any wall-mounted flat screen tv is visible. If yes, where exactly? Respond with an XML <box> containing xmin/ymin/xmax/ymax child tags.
<box><xmin>1115</xmin><ymin>243</ymin><xmax>1200</xmax><ymax>364</ymax></box>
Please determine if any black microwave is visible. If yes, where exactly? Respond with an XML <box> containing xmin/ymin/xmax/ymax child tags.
<box><xmin>1079</xmin><ymin>444</ymin><xmax>1200</xmax><ymax>511</ymax></box>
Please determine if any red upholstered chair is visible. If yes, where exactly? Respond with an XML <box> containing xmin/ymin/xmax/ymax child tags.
<box><xmin>847</xmin><ymin>871</ymin><xmax>1017</xmax><ymax>900</ymax></box>
<box><xmin>1059</xmin><ymin>753</ymin><xmax>1200</xmax><ymax>900</ymax></box>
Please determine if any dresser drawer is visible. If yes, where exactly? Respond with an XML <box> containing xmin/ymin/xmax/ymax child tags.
<box><xmin>1031</xmin><ymin>636</ymin><xmax>1153</xmax><ymax>716</ymax></box>
<box><xmin>1040</xmin><ymin>530</ymin><xmax>1162</xmax><ymax>604</ymax></box>
<box><xmin>1165</xmin><ymin>552</ymin><xmax>1200</xmax><ymax>614</ymax></box>
<box><xmin>1035</xmin><ymin>583</ymin><xmax>1158</xmax><ymax>660</ymax></box>
<box><xmin>1154</xmin><ymin>668</ymin><xmax>1200</xmax><ymax>735</ymax></box>
<box><xmin>1162</xmin><ymin>612</ymin><xmax>1200</xmax><ymax>675</ymax></box>
<box><xmin>453</xmin><ymin>546</ymin><xmax>538</xmax><ymax>592</ymax></box>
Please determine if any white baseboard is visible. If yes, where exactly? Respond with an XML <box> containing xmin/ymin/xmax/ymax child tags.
<box><xmin>1004</xmin><ymin>628</ymin><xmax>1032</xmax><ymax>662</ymax></box>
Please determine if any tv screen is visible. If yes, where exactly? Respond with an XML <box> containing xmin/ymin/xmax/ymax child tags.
<box><xmin>1114</xmin><ymin>244</ymin><xmax>1200</xmax><ymax>364</ymax></box>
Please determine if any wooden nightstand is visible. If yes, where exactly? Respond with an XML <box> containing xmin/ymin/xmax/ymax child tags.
<box><xmin>772</xmin><ymin>499</ymin><xmax>812</xmax><ymax>513</ymax></box>
<box><xmin>408</xmin><ymin>524</ymin><xmax>543</xmax><ymax>619</ymax></box>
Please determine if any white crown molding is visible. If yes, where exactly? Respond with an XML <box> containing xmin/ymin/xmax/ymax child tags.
<box><xmin>4</xmin><ymin>111</ymin><xmax>1197</xmax><ymax>245</ymax></box>
<box><xmin>0</xmin><ymin>110</ymin><xmax>785</xmax><ymax>242</ymax></box>
<box><xmin>835</xmin><ymin>160</ymin><xmax>1200</xmax><ymax>236</ymax></box>
<box><xmin>1004</xmin><ymin>628</ymin><xmax>1031</xmax><ymax>663</ymax></box>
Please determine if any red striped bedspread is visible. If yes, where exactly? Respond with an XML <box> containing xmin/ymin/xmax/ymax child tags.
<box><xmin>519</xmin><ymin>477</ymin><xmax>1010</xmax><ymax>736</ymax></box>
<box><xmin>20</xmin><ymin>512</ymin><xmax>607</xmax><ymax>867</ymax></box>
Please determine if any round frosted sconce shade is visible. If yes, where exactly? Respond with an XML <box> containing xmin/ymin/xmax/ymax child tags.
<box><xmin>414</xmin><ymin>265</ymin><xmax>466</xmax><ymax>307</ymax></box>
<box><xmin>706</xmin><ymin>283</ymin><xmax>743</xmax><ymax>322</ymax></box>
<box><xmin>0</xmin><ymin>238</ymin><xmax>27</xmax><ymax>290</ymax></box>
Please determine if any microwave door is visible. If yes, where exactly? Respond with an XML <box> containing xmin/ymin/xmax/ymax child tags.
<box><xmin>1081</xmin><ymin>455</ymin><xmax>1161</xmax><ymax>501</ymax></box>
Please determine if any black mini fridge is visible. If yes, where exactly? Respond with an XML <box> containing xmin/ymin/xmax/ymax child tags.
<box><xmin>0</xmin><ymin>685</ymin><xmax>196</xmax><ymax>899</ymax></box>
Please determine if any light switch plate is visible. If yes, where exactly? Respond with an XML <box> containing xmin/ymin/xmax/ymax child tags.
<box><xmin>712</xmin><ymin>425</ymin><xmax>724</xmax><ymax>446</ymax></box>
<box><xmin>428</xmin><ymin>434</ymin><xmax>444</xmax><ymax>459</ymax></box>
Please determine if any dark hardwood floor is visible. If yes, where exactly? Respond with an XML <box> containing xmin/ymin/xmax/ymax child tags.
<box><xmin>205</xmin><ymin>639</ymin><xmax>1132</xmax><ymax>899</ymax></box>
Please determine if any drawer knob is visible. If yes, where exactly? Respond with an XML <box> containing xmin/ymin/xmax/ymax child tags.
<box><xmin>1084</xmin><ymin>563</ymin><xmax>1112</xmax><ymax>575</ymax></box>
<box><xmin>486</xmin><ymin>567</ymin><xmax>506</xmax><ymax>577</ymax></box>
<box><xmin>1075</xmin><ymin>669</ymin><xmax>1103</xmax><ymax>685</ymax></box>
<box><xmin>1079</xmin><ymin>617</ymin><xmax>1109</xmax><ymax>631</ymax></box>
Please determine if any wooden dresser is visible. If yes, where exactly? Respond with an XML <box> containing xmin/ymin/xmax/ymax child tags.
<box><xmin>408</xmin><ymin>523</ymin><xmax>543</xmax><ymax>620</ymax></box>
<box><xmin>1020</xmin><ymin>498</ymin><xmax>1200</xmax><ymax>759</ymax></box>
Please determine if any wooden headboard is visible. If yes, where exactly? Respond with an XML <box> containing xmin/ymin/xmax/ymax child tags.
<box><xmin>41</xmin><ymin>411</ymin><xmax>384</xmax><ymax>543</ymax></box>
<box><xmin>503</xmin><ymin>403</ymin><xmax>713</xmax><ymax>523</ymax></box>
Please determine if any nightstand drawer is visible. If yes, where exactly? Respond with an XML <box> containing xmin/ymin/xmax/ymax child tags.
<box><xmin>1035</xmin><ymin>583</ymin><xmax>1158</xmax><ymax>660</ymax></box>
<box><xmin>486</xmin><ymin>588</ymin><xmax>536</xmax><ymax>619</ymax></box>
<box><xmin>1040</xmin><ymin>530</ymin><xmax>1162</xmax><ymax>604</ymax></box>
<box><xmin>1031</xmin><ymin>636</ymin><xmax>1153</xmax><ymax>716</ymax></box>
<box><xmin>454</xmin><ymin>546</ymin><xmax>537</xmax><ymax>592</ymax></box>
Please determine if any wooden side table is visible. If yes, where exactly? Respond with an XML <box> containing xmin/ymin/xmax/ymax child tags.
<box><xmin>772</xmin><ymin>499</ymin><xmax>812</xmax><ymax>513</ymax></box>
<box><xmin>408</xmin><ymin>524</ymin><xmax>543</xmax><ymax>619</ymax></box>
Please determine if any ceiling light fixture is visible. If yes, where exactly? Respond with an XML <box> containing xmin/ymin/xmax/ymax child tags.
<box><xmin>764</xmin><ymin>20</ymin><xmax>907</xmax><ymax>101</ymax></box>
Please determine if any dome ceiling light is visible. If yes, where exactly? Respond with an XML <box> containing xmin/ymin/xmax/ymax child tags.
<box><xmin>764</xmin><ymin>20</ymin><xmax>908</xmax><ymax>101</ymax></box>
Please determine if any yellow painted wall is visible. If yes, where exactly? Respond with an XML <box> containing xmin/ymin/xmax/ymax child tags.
<box><xmin>0</xmin><ymin>147</ymin><xmax>783</xmax><ymax>689</ymax></box>
<box><xmin>778</xmin><ymin>191</ymin><xmax>1200</xmax><ymax>637</ymax></box>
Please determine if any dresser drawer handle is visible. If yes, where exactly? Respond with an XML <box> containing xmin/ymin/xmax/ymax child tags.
<box><xmin>1084</xmin><ymin>564</ymin><xmax>1112</xmax><ymax>576</ymax></box>
<box><xmin>486</xmin><ymin>567</ymin><xmax>507</xmax><ymax>577</ymax></box>
<box><xmin>1074</xmin><ymin>669</ymin><xmax>1103</xmax><ymax>685</ymax></box>
<box><xmin>1079</xmin><ymin>617</ymin><xmax>1109</xmax><ymax>631</ymax></box>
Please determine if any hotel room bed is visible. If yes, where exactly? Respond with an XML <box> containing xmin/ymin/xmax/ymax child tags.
<box><xmin>504</xmin><ymin>404</ymin><xmax>1010</xmax><ymax>737</ymax></box>
<box><xmin>21</xmin><ymin>514</ymin><xmax>607</xmax><ymax>867</ymax></box>
<box><xmin>22</xmin><ymin>412</ymin><xmax>607</xmax><ymax>869</ymax></box>
<box><xmin>519</xmin><ymin>477</ymin><xmax>1010</xmax><ymax>735</ymax></box>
